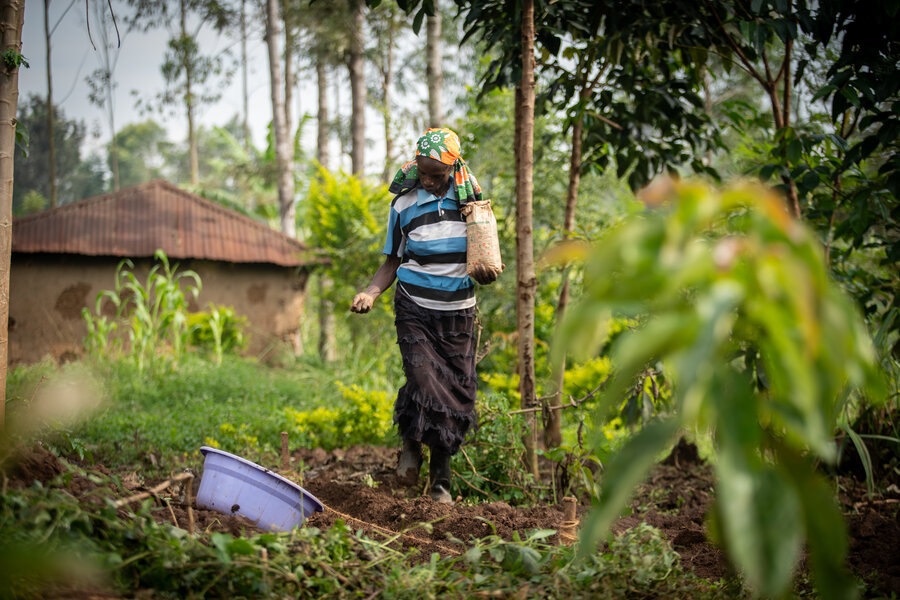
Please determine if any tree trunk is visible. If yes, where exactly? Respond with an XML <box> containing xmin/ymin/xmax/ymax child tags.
<box><xmin>108</xmin><ymin>82</ymin><xmax>119</xmax><ymax>192</ymax></box>
<box><xmin>0</xmin><ymin>0</ymin><xmax>26</xmax><ymax>427</ymax></box>
<box><xmin>348</xmin><ymin>0</ymin><xmax>365</xmax><ymax>175</ymax></box>
<box><xmin>425</xmin><ymin>1</ymin><xmax>443</xmax><ymax>127</ymax></box>
<box><xmin>316</xmin><ymin>57</ymin><xmax>329</xmax><ymax>170</ymax></box>
<box><xmin>315</xmin><ymin>55</ymin><xmax>336</xmax><ymax>361</ymax></box>
<box><xmin>516</xmin><ymin>0</ymin><xmax>538</xmax><ymax>477</ymax></box>
<box><xmin>545</xmin><ymin>102</ymin><xmax>585</xmax><ymax>449</ymax></box>
<box><xmin>283</xmin><ymin>1</ymin><xmax>294</xmax><ymax>137</ymax></box>
<box><xmin>317</xmin><ymin>276</ymin><xmax>336</xmax><ymax>361</ymax></box>
<box><xmin>266</xmin><ymin>0</ymin><xmax>296</xmax><ymax>239</ymax></box>
<box><xmin>381</xmin><ymin>7</ymin><xmax>396</xmax><ymax>183</ymax></box>
<box><xmin>181</xmin><ymin>0</ymin><xmax>199</xmax><ymax>186</ymax></box>
<box><xmin>316</xmin><ymin>58</ymin><xmax>330</xmax><ymax>169</ymax></box>
<box><xmin>240</xmin><ymin>0</ymin><xmax>250</xmax><ymax>150</ymax></box>
<box><xmin>43</xmin><ymin>0</ymin><xmax>56</xmax><ymax>208</ymax></box>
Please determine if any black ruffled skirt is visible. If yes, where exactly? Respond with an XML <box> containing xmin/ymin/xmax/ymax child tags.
<box><xmin>393</xmin><ymin>286</ymin><xmax>477</xmax><ymax>454</ymax></box>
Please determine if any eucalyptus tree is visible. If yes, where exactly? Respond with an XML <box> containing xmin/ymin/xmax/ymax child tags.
<box><xmin>297</xmin><ymin>1</ymin><xmax>345</xmax><ymax>171</ymax></box>
<box><xmin>127</xmin><ymin>0</ymin><xmax>238</xmax><ymax>187</ymax></box>
<box><xmin>348</xmin><ymin>0</ymin><xmax>366</xmax><ymax>174</ymax></box>
<box><xmin>264</xmin><ymin>0</ymin><xmax>296</xmax><ymax>238</ymax></box>
<box><xmin>0</xmin><ymin>0</ymin><xmax>25</xmax><ymax>425</ymax></box>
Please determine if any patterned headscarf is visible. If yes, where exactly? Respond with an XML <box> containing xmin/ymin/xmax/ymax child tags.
<box><xmin>389</xmin><ymin>127</ymin><xmax>483</xmax><ymax>204</ymax></box>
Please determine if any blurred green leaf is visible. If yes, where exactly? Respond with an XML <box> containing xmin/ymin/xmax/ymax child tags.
<box><xmin>578</xmin><ymin>417</ymin><xmax>679</xmax><ymax>559</ymax></box>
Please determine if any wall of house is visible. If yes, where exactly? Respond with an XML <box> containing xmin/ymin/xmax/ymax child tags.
<box><xmin>8</xmin><ymin>254</ymin><xmax>309</xmax><ymax>366</ymax></box>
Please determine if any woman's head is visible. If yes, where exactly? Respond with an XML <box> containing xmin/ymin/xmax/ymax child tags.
<box><xmin>416</xmin><ymin>155</ymin><xmax>454</xmax><ymax>196</ymax></box>
<box><xmin>415</xmin><ymin>128</ymin><xmax>462</xmax><ymax>197</ymax></box>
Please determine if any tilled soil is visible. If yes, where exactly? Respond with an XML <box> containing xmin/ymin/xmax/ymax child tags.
<box><xmin>6</xmin><ymin>440</ymin><xmax>900</xmax><ymax>597</ymax></box>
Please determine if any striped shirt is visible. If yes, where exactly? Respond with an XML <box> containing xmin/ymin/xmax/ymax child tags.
<box><xmin>383</xmin><ymin>185</ymin><xmax>475</xmax><ymax>311</ymax></box>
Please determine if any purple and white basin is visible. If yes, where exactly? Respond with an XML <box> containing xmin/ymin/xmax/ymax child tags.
<box><xmin>197</xmin><ymin>446</ymin><xmax>323</xmax><ymax>532</ymax></box>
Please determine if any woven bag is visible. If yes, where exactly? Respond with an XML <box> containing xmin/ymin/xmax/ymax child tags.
<box><xmin>460</xmin><ymin>199</ymin><xmax>502</xmax><ymax>278</ymax></box>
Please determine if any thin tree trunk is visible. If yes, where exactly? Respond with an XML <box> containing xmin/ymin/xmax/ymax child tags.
<box><xmin>315</xmin><ymin>54</ymin><xmax>336</xmax><ymax>361</ymax></box>
<box><xmin>516</xmin><ymin>0</ymin><xmax>538</xmax><ymax>477</ymax></box>
<box><xmin>316</xmin><ymin>57</ymin><xmax>329</xmax><ymax>170</ymax></box>
<box><xmin>266</xmin><ymin>0</ymin><xmax>296</xmax><ymax>239</ymax></box>
<box><xmin>381</xmin><ymin>8</ymin><xmax>396</xmax><ymax>183</ymax></box>
<box><xmin>781</xmin><ymin>38</ymin><xmax>800</xmax><ymax>218</ymax></box>
<box><xmin>241</xmin><ymin>0</ymin><xmax>250</xmax><ymax>150</ymax></box>
<box><xmin>181</xmin><ymin>0</ymin><xmax>199</xmax><ymax>186</ymax></box>
<box><xmin>348</xmin><ymin>0</ymin><xmax>365</xmax><ymax>175</ymax></box>
<box><xmin>283</xmin><ymin>1</ymin><xmax>294</xmax><ymax>137</ymax></box>
<box><xmin>43</xmin><ymin>0</ymin><xmax>57</xmax><ymax>208</ymax></box>
<box><xmin>108</xmin><ymin>81</ymin><xmax>119</xmax><ymax>192</ymax></box>
<box><xmin>317</xmin><ymin>276</ymin><xmax>336</xmax><ymax>361</ymax></box>
<box><xmin>0</xmin><ymin>0</ymin><xmax>26</xmax><ymax>427</ymax></box>
<box><xmin>425</xmin><ymin>1</ymin><xmax>443</xmax><ymax>127</ymax></box>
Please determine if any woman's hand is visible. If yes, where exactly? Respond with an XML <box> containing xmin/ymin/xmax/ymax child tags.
<box><xmin>350</xmin><ymin>292</ymin><xmax>376</xmax><ymax>313</ymax></box>
<box><xmin>350</xmin><ymin>256</ymin><xmax>401</xmax><ymax>314</ymax></box>
<box><xmin>470</xmin><ymin>264</ymin><xmax>503</xmax><ymax>285</ymax></box>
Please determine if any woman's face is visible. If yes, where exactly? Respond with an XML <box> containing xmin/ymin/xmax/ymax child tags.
<box><xmin>417</xmin><ymin>156</ymin><xmax>454</xmax><ymax>197</ymax></box>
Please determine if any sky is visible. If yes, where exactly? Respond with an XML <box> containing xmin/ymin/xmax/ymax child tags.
<box><xmin>16</xmin><ymin>0</ymin><xmax>400</xmax><ymax>175</ymax></box>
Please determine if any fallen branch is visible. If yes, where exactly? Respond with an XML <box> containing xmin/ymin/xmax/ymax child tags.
<box><xmin>114</xmin><ymin>472</ymin><xmax>194</xmax><ymax>508</ymax></box>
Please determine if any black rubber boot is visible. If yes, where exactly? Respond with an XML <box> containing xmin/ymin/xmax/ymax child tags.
<box><xmin>428</xmin><ymin>447</ymin><xmax>453</xmax><ymax>504</ymax></box>
<box><xmin>396</xmin><ymin>438</ymin><xmax>422</xmax><ymax>486</ymax></box>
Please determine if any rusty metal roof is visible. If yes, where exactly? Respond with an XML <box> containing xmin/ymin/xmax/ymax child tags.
<box><xmin>12</xmin><ymin>179</ymin><xmax>315</xmax><ymax>267</ymax></box>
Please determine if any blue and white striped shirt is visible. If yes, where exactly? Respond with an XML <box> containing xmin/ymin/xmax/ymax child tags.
<box><xmin>383</xmin><ymin>185</ymin><xmax>475</xmax><ymax>311</ymax></box>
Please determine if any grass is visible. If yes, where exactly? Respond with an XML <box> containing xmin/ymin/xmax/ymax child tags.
<box><xmin>5</xmin><ymin>352</ymin><xmax>403</xmax><ymax>471</ymax></box>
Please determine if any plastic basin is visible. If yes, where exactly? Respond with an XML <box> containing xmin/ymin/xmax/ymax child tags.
<box><xmin>197</xmin><ymin>446</ymin><xmax>323</xmax><ymax>532</ymax></box>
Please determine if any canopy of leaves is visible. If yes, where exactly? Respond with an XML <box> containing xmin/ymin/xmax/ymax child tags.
<box><xmin>13</xmin><ymin>95</ymin><xmax>104</xmax><ymax>212</ymax></box>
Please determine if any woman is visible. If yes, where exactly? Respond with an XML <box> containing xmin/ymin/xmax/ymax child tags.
<box><xmin>350</xmin><ymin>127</ymin><xmax>499</xmax><ymax>503</ymax></box>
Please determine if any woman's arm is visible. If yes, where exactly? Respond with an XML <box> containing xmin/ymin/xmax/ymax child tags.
<box><xmin>350</xmin><ymin>255</ymin><xmax>402</xmax><ymax>313</ymax></box>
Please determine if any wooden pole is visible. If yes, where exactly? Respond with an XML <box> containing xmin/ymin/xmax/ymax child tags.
<box><xmin>560</xmin><ymin>496</ymin><xmax>577</xmax><ymax>545</ymax></box>
<box><xmin>280</xmin><ymin>431</ymin><xmax>289</xmax><ymax>471</ymax></box>
<box><xmin>184</xmin><ymin>473</ymin><xmax>195</xmax><ymax>535</ymax></box>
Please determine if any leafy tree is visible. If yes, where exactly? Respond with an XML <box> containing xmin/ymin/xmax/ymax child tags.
<box><xmin>127</xmin><ymin>0</ymin><xmax>237</xmax><ymax>186</ymax></box>
<box><xmin>13</xmin><ymin>95</ymin><xmax>101</xmax><ymax>212</ymax></box>
<box><xmin>303</xmin><ymin>168</ymin><xmax>392</xmax><ymax>354</ymax></box>
<box><xmin>113</xmin><ymin>120</ymin><xmax>174</xmax><ymax>189</ymax></box>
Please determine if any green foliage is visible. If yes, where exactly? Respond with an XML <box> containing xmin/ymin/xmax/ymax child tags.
<box><xmin>2</xmin><ymin>49</ymin><xmax>28</xmax><ymax>70</ymax></box>
<box><xmin>284</xmin><ymin>382</ymin><xmax>394</xmax><ymax>449</ymax></box>
<box><xmin>12</xmin><ymin>94</ymin><xmax>103</xmax><ymax>211</ymax></box>
<box><xmin>111</xmin><ymin>120</ymin><xmax>174</xmax><ymax>188</ymax></box>
<box><xmin>456</xmin><ymin>393</ymin><xmax>542</xmax><ymax>504</ymax></box>
<box><xmin>561</xmin><ymin>180</ymin><xmax>884</xmax><ymax>599</ymax></box>
<box><xmin>187</xmin><ymin>303</ymin><xmax>248</xmax><ymax>364</ymax></box>
<box><xmin>303</xmin><ymin>166</ymin><xmax>387</xmax><ymax>284</ymax></box>
<box><xmin>302</xmin><ymin>167</ymin><xmax>395</xmax><ymax>354</ymax></box>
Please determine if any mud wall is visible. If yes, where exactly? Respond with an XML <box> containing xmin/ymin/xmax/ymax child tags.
<box><xmin>9</xmin><ymin>253</ymin><xmax>309</xmax><ymax>366</ymax></box>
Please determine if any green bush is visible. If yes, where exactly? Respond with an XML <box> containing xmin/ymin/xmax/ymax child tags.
<box><xmin>187</xmin><ymin>303</ymin><xmax>248</xmax><ymax>363</ymax></box>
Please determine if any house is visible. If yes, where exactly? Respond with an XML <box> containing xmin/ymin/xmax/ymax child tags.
<box><xmin>10</xmin><ymin>179</ymin><xmax>318</xmax><ymax>365</ymax></box>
